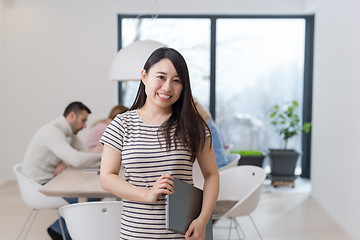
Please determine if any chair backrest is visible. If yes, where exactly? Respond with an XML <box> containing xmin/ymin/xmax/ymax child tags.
<box><xmin>226</xmin><ymin>153</ymin><xmax>241</xmax><ymax>164</ymax></box>
<box><xmin>218</xmin><ymin>165</ymin><xmax>266</xmax><ymax>217</ymax></box>
<box><xmin>192</xmin><ymin>153</ymin><xmax>241</xmax><ymax>189</ymax></box>
<box><xmin>13</xmin><ymin>163</ymin><xmax>68</xmax><ymax>209</ymax></box>
<box><xmin>192</xmin><ymin>160</ymin><xmax>204</xmax><ymax>189</ymax></box>
<box><xmin>218</xmin><ymin>153</ymin><xmax>241</xmax><ymax>171</ymax></box>
<box><xmin>59</xmin><ymin>201</ymin><xmax>123</xmax><ymax>240</ymax></box>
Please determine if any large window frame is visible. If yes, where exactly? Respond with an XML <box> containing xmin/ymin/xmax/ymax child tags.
<box><xmin>116</xmin><ymin>14</ymin><xmax>314</xmax><ymax>178</ymax></box>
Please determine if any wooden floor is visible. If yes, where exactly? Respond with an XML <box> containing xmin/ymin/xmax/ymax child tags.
<box><xmin>0</xmin><ymin>178</ymin><xmax>352</xmax><ymax>240</ymax></box>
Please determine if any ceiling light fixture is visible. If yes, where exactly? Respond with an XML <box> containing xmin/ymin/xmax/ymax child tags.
<box><xmin>109</xmin><ymin>40</ymin><xmax>166</xmax><ymax>81</ymax></box>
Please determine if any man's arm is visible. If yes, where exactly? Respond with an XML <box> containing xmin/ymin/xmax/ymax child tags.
<box><xmin>45</xmin><ymin>129</ymin><xmax>101</xmax><ymax>168</ymax></box>
<box><xmin>71</xmin><ymin>135</ymin><xmax>88</xmax><ymax>152</ymax></box>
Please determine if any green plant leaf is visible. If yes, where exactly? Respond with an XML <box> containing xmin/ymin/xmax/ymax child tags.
<box><xmin>303</xmin><ymin>122</ymin><xmax>312</xmax><ymax>133</ymax></box>
<box><xmin>268</xmin><ymin>100</ymin><xmax>311</xmax><ymax>149</ymax></box>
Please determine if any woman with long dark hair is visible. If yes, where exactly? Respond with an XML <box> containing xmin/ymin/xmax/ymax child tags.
<box><xmin>100</xmin><ymin>47</ymin><xmax>219</xmax><ymax>239</ymax></box>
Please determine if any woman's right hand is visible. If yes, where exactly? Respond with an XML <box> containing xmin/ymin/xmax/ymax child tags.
<box><xmin>146</xmin><ymin>174</ymin><xmax>175</xmax><ymax>203</ymax></box>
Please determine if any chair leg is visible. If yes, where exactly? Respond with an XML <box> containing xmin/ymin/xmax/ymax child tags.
<box><xmin>17</xmin><ymin>209</ymin><xmax>38</xmax><ymax>240</ymax></box>
<box><xmin>228</xmin><ymin>217</ymin><xmax>245</xmax><ymax>240</ymax></box>
<box><xmin>233</xmin><ymin>218</ymin><xmax>246</xmax><ymax>240</ymax></box>
<box><xmin>57</xmin><ymin>210</ymin><xmax>66</xmax><ymax>239</ymax></box>
<box><xmin>228</xmin><ymin>218</ymin><xmax>233</xmax><ymax>240</ymax></box>
<box><xmin>248</xmin><ymin>214</ymin><xmax>263</xmax><ymax>240</ymax></box>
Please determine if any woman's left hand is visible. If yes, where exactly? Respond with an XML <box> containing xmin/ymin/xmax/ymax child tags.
<box><xmin>184</xmin><ymin>217</ymin><xmax>206</xmax><ymax>240</ymax></box>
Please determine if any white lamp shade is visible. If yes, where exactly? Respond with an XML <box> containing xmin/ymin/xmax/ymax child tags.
<box><xmin>109</xmin><ymin>40</ymin><xmax>166</xmax><ymax>81</ymax></box>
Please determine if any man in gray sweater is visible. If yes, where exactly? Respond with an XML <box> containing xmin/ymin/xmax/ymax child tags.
<box><xmin>22</xmin><ymin>101</ymin><xmax>102</xmax><ymax>240</ymax></box>
<box><xmin>22</xmin><ymin>101</ymin><xmax>101</xmax><ymax>184</ymax></box>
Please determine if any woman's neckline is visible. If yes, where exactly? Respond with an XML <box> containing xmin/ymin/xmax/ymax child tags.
<box><xmin>136</xmin><ymin>109</ymin><xmax>170</xmax><ymax>126</ymax></box>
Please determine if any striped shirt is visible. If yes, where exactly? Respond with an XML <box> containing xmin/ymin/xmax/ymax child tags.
<box><xmin>100</xmin><ymin>109</ymin><xmax>193</xmax><ymax>239</ymax></box>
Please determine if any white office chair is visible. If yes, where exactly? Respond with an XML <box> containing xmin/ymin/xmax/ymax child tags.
<box><xmin>59</xmin><ymin>201</ymin><xmax>123</xmax><ymax>240</ymax></box>
<box><xmin>220</xmin><ymin>153</ymin><xmax>241</xmax><ymax>171</ymax></box>
<box><xmin>192</xmin><ymin>153</ymin><xmax>241</xmax><ymax>189</ymax></box>
<box><xmin>214</xmin><ymin>165</ymin><xmax>266</xmax><ymax>240</ymax></box>
<box><xmin>13</xmin><ymin>163</ymin><xmax>68</xmax><ymax>240</ymax></box>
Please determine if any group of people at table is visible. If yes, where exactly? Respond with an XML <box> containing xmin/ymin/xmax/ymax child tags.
<box><xmin>21</xmin><ymin>47</ymin><xmax>233</xmax><ymax>240</ymax></box>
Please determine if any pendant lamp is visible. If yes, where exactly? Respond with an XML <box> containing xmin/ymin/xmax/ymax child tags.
<box><xmin>109</xmin><ymin>40</ymin><xmax>166</xmax><ymax>81</ymax></box>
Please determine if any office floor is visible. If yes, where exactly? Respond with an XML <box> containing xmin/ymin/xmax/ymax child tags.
<box><xmin>0</xmin><ymin>178</ymin><xmax>352</xmax><ymax>240</ymax></box>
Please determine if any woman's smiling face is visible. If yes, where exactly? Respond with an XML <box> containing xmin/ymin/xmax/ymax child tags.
<box><xmin>141</xmin><ymin>58</ymin><xmax>183</xmax><ymax>110</ymax></box>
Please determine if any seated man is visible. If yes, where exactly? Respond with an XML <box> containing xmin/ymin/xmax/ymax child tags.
<box><xmin>22</xmin><ymin>101</ymin><xmax>101</xmax><ymax>240</ymax></box>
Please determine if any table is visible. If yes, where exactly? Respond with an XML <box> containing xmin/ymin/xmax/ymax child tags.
<box><xmin>39</xmin><ymin>168</ymin><xmax>116</xmax><ymax>199</ymax></box>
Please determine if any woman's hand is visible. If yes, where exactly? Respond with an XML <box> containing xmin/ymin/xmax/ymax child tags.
<box><xmin>185</xmin><ymin>217</ymin><xmax>207</xmax><ymax>240</ymax></box>
<box><xmin>145</xmin><ymin>174</ymin><xmax>174</xmax><ymax>203</ymax></box>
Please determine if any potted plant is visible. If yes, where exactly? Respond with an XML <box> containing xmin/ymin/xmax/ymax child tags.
<box><xmin>268</xmin><ymin>100</ymin><xmax>311</xmax><ymax>186</ymax></box>
<box><xmin>230</xmin><ymin>150</ymin><xmax>265</xmax><ymax>168</ymax></box>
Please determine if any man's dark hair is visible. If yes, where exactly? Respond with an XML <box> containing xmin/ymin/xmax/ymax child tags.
<box><xmin>63</xmin><ymin>101</ymin><xmax>91</xmax><ymax>117</ymax></box>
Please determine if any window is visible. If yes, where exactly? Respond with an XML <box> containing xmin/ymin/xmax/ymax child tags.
<box><xmin>117</xmin><ymin>15</ymin><xmax>314</xmax><ymax>177</ymax></box>
<box><xmin>216</xmin><ymin>19</ymin><xmax>305</xmax><ymax>153</ymax></box>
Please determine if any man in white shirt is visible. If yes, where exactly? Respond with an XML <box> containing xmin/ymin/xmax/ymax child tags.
<box><xmin>22</xmin><ymin>101</ymin><xmax>101</xmax><ymax>240</ymax></box>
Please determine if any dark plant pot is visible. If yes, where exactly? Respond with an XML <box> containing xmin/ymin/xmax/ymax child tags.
<box><xmin>237</xmin><ymin>155</ymin><xmax>265</xmax><ymax>168</ymax></box>
<box><xmin>269</xmin><ymin>149</ymin><xmax>299</xmax><ymax>177</ymax></box>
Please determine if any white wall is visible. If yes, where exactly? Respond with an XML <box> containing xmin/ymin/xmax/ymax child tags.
<box><xmin>0</xmin><ymin>2</ymin><xmax>7</xmax><ymax>184</ymax></box>
<box><xmin>303</xmin><ymin>0</ymin><xmax>316</xmax><ymax>12</ymax></box>
<box><xmin>311</xmin><ymin>0</ymin><xmax>360</xmax><ymax>238</ymax></box>
<box><xmin>2</xmin><ymin>0</ymin><xmax>122</xmax><ymax>186</ymax></box>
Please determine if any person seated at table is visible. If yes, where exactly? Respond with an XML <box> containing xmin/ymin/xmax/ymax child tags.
<box><xmin>83</xmin><ymin>104</ymin><xmax>128</xmax><ymax>153</ymax></box>
<box><xmin>194</xmin><ymin>98</ymin><xmax>230</xmax><ymax>169</ymax></box>
<box><xmin>22</xmin><ymin>101</ymin><xmax>102</xmax><ymax>240</ymax></box>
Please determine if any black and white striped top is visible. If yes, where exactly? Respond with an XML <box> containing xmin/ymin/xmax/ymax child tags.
<box><xmin>100</xmin><ymin>109</ymin><xmax>193</xmax><ymax>239</ymax></box>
